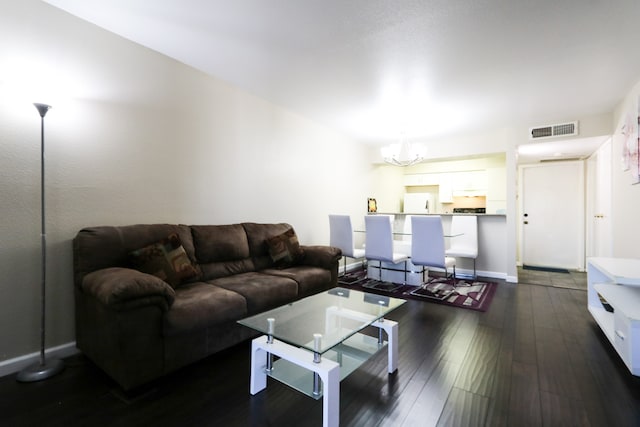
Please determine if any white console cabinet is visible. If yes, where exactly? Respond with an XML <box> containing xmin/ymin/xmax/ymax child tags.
<box><xmin>587</xmin><ymin>257</ymin><xmax>640</xmax><ymax>375</ymax></box>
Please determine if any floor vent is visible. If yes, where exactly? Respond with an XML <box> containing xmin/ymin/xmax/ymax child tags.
<box><xmin>529</xmin><ymin>121</ymin><xmax>578</xmax><ymax>140</ymax></box>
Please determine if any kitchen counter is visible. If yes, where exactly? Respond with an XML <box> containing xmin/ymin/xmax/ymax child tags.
<box><xmin>372</xmin><ymin>212</ymin><xmax>506</xmax><ymax>216</ymax></box>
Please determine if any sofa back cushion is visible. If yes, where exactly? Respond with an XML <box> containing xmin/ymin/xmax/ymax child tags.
<box><xmin>73</xmin><ymin>222</ymin><xmax>304</xmax><ymax>287</ymax></box>
<box><xmin>73</xmin><ymin>224</ymin><xmax>196</xmax><ymax>289</ymax></box>
<box><xmin>242</xmin><ymin>222</ymin><xmax>296</xmax><ymax>271</ymax></box>
<box><xmin>190</xmin><ymin>224</ymin><xmax>254</xmax><ymax>280</ymax></box>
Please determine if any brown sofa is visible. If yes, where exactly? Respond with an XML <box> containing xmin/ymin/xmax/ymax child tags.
<box><xmin>73</xmin><ymin>222</ymin><xmax>341</xmax><ymax>390</ymax></box>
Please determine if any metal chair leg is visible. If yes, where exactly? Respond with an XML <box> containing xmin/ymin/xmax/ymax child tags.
<box><xmin>404</xmin><ymin>261</ymin><xmax>407</xmax><ymax>285</ymax></box>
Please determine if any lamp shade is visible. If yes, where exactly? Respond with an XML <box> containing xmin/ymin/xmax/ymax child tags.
<box><xmin>33</xmin><ymin>103</ymin><xmax>51</xmax><ymax>118</ymax></box>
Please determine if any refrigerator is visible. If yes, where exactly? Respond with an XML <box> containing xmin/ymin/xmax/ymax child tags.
<box><xmin>403</xmin><ymin>193</ymin><xmax>432</xmax><ymax>214</ymax></box>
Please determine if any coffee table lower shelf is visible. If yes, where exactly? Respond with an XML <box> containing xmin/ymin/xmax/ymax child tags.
<box><xmin>248</xmin><ymin>317</ymin><xmax>398</xmax><ymax>427</ymax></box>
<box><xmin>268</xmin><ymin>332</ymin><xmax>387</xmax><ymax>399</ymax></box>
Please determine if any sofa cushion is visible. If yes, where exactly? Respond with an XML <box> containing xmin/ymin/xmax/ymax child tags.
<box><xmin>164</xmin><ymin>282</ymin><xmax>248</xmax><ymax>336</ymax></box>
<box><xmin>191</xmin><ymin>224</ymin><xmax>250</xmax><ymax>263</ymax></box>
<box><xmin>191</xmin><ymin>224</ymin><xmax>255</xmax><ymax>280</ymax></box>
<box><xmin>265</xmin><ymin>229</ymin><xmax>304</xmax><ymax>268</ymax></box>
<box><xmin>261</xmin><ymin>266</ymin><xmax>331</xmax><ymax>298</ymax></box>
<box><xmin>210</xmin><ymin>272</ymin><xmax>299</xmax><ymax>314</ymax></box>
<box><xmin>129</xmin><ymin>233</ymin><xmax>199</xmax><ymax>288</ymax></box>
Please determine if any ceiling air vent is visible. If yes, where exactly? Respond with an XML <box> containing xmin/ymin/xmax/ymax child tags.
<box><xmin>529</xmin><ymin>121</ymin><xmax>578</xmax><ymax>140</ymax></box>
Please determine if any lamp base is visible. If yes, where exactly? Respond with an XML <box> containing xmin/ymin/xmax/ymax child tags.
<box><xmin>16</xmin><ymin>358</ymin><xmax>64</xmax><ymax>383</ymax></box>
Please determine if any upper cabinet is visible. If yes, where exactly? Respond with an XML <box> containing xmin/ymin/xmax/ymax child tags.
<box><xmin>439</xmin><ymin>174</ymin><xmax>454</xmax><ymax>203</ymax></box>
<box><xmin>403</xmin><ymin>173</ymin><xmax>440</xmax><ymax>186</ymax></box>
<box><xmin>450</xmin><ymin>170</ymin><xmax>487</xmax><ymax>196</ymax></box>
<box><xmin>416</xmin><ymin>170</ymin><xmax>489</xmax><ymax>203</ymax></box>
<box><xmin>405</xmin><ymin>171</ymin><xmax>487</xmax><ymax>191</ymax></box>
<box><xmin>405</xmin><ymin>169</ymin><xmax>503</xmax><ymax>208</ymax></box>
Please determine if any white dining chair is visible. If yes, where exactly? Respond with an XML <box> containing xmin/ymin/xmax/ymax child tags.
<box><xmin>445</xmin><ymin>215</ymin><xmax>478</xmax><ymax>279</ymax></box>
<box><xmin>329</xmin><ymin>214</ymin><xmax>366</xmax><ymax>276</ymax></box>
<box><xmin>364</xmin><ymin>215</ymin><xmax>409</xmax><ymax>283</ymax></box>
<box><xmin>410</xmin><ymin>215</ymin><xmax>456</xmax><ymax>283</ymax></box>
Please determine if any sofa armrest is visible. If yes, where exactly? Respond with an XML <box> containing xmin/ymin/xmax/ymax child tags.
<box><xmin>300</xmin><ymin>245</ymin><xmax>342</xmax><ymax>269</ymax></box>
<box><xmin>81</xmin><ymin>267</ymin><xmax>176</xmax><ymax>311</ymax></box>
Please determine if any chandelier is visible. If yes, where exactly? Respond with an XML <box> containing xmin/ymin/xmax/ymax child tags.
<box><xmin>380</xmin><ymin>137</ymin><xmax>426</xmax><ymax>167</ymax></box>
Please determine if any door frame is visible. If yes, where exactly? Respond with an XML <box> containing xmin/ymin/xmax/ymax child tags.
<box><xmin>517</xmin><ymin>160</ymin><xmax>586</xmax><ymax>271</ymax></box>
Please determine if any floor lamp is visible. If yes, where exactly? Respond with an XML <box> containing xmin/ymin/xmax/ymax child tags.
<box><xmin>16</xmin><ymin>103</ymin><xmax>65</xmax><ymax>382</ymax></box>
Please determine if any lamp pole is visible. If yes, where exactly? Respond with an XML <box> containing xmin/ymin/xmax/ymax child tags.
<box><xmin>16</xmin><ymin>103</ymin><xmax>64</xmax><ymax>382</ymax></box>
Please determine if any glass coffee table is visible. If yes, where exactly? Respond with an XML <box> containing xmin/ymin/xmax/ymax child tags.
<box><xmin>238</xmin><ymin>287</ymin><xmax>406</xmax><ymax>427</ymax></box>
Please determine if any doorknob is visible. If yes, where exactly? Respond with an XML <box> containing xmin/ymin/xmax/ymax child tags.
<box><xmin>523</xmin><ymin>221</ymin><xmax>529</xmax><ymax>224</ymax></box>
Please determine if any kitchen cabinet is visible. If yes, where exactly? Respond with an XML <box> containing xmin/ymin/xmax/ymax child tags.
<box><xmin>405</xmin><ymin>170</ymin><xmax>494</xmax><ymax>203</ymax></box>
<box><xmin>452</xmin><ymin>170</ymin><xmax>487</xmax><ymax>192</ymax></box>
<box><xmin>439</xmin><ymin>173</ymin><xmax>454</xmax><ymax>203</ymax></box>
<box><xmin>403</xmin><ymin>173</ymin><xmax>440</xmax><ymax>186</ymax></box>
<box><xmin>441</xmin><ymin>171</ymin><xmax>487</xmax><ymax>200</ymax></box>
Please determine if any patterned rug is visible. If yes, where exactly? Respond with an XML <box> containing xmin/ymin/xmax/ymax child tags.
<box><xmin>338</xmin><ymin>270</ymin><xmax>497</xmax><ymax>312</ymax></box>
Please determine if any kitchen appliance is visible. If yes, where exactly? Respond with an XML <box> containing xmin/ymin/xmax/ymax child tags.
<box><xmin>403</xmin><ymin>193</ymin><xmax>432</xmax><ymax>214</ymax></box>
<box><xmin>453</xmin><ymin>208</ymin><xmax>486</xmax><ymax>214</ymax></box>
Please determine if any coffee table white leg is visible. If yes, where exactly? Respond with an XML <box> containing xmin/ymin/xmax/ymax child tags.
<box><xmin>323</xmin><ymin>365</ymin><xmax>340</xmax><ymax>427</ymax></box>
<box><xmin>372</xmin><ymin>318</ymin><xmax>399</xmax><ymax>373</ymax></box>
<box><xmin>249</xmin><ymin>336</ymin><xmax>341</xmax><ymax>427</ymax></box>
<box><xmin>250</xmin><ymin>337</ymin><xmax>268</xmax><ymax>395</ymax></box>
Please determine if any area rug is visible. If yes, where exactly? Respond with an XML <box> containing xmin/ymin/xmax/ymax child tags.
<box><xmin>339</xmin><ymin>271</ymin><xmax>497</xmax><ymax>312</ymax></box>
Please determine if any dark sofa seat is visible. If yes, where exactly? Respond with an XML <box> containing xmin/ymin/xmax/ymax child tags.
<box><xmin>73</xmin><ymin>222</ymin><xmax>341</xmax><ymax>390</ymax></box>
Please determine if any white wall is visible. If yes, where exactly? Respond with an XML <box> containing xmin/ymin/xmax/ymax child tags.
<box><xmin>611</xmin><ymin>79</ymin><xmax>640</xmax><ymax>257</ymax></box>
<box><xmin>0</xmin><ymin>1</ymin><xmax>372</xmax><ymax>364</ymax></box>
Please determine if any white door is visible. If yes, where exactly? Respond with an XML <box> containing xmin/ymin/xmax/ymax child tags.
<box><xmin>593</xmin><ymin>139</ymin><xmax>613</xmax><ymax>256</ymax></box>
<box><xmin>520</xmin><ymin>161</ymin><xmax>585</xmax><ymax>270</ymax></box>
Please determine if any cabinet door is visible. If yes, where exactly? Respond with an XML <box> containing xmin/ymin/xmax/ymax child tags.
<box><xmin>439</xmin><ymin>173</ymin><xmax>453</xmax><ymax>203</ymax></box>
<box><xmin>448</xmin><ymin>171</ymin><xmax>487</xmax><ymax>191</ymax></box>
<box><xmin>614</xmin><ymin>311</ymin><xmax>631</xmax><ymax>370</ymax></box>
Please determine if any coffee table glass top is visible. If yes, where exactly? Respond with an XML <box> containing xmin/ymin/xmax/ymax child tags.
<box><xmin>238</xmin><ymin>287</ymin><xmax>405</xmax><ymax>354</ymax></box>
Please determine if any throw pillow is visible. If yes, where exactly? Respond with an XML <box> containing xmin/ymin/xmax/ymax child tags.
<box><xmin>129</xmin><ymin>233</ymin><xmax>199</xmax><ymax>288</ymax></box>
<box><xmin>265</xmin><ymin>229</ymin><xmax>304</xmax><ymax>268</ymax></box>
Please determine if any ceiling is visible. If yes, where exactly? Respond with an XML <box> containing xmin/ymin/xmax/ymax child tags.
<box><xmin>43</xmin><ymin>0</ymin><xmax>640</xmax><ymax>161</ymax></box>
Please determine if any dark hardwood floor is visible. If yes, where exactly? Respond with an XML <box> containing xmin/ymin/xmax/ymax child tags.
<box><xmin>3</xmin><ymin>279</ymin><xmax>640</xmax><ymax>426</ymax></box>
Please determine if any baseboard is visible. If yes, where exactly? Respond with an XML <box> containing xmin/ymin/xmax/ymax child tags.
<box><xmin>462</xmin><ymin>269</ymin><xmax>507</xmax><ymax>281</ymax></box>
<box><xmin>0</xmin><ymin>342</ymin><xmax>78</xmax><ymax>378</ymax></box>
<box><xmin>344</xmin><ymin>260</ymin><xmax>366</xmax><ymax>273</ymax></box>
